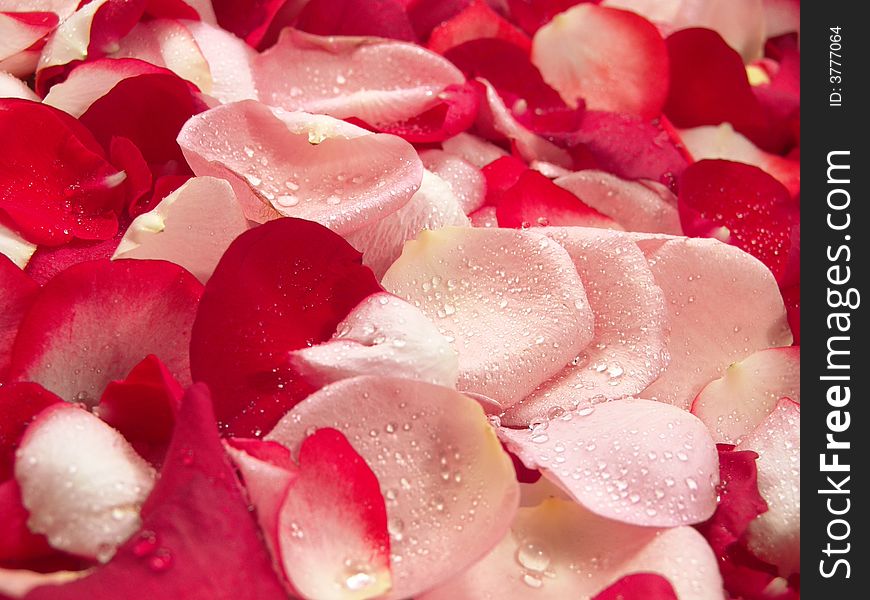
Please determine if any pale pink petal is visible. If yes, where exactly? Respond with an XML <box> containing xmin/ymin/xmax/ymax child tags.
<box><xmin>14</xmin><ymin>404</ymin><xmax>155</xmax><ymax>562</ymax></box>
<box><xmin>477</xmin><ymin>78</ymin><xmax>571</xmax><ymax>167</ymax></box>
<box><xmin>440</xmin><ymin>131</ymin><xmax>508</xmax><ymax>168</ymax></box>
<box><xmin>0</xmin><ymin>569</ymin><xmax>89</xmax><ymax>599</ymax></box>
<box><xmin>503</xmin><ymin>228</ymin><xmax>668</xmax><ymax>425</ymax></box>
<box><xmin>345</xmin><ymin>170</ymin><xmax>471</xmax><ymax>278</ymax></box>
<box><xmin>42</xmin><ymin>57</ymin><xmax>168</xmax><ymax>117</ymax></box>
<box><xmin>112</xmin><ymin>176</ymin><xmax>251</xmax><ymax>283</ymax></box>
<box><xmin>255</xmin><ymin>28</ymin><xmax>464</xmax><ymax>126</ymax></box>
<box><xmin>420</xmin><ymin>498</ymin><xmax>723</xmax><ymax>600</ymax></box>
<box><xmin>762</xmin><ymin>0</ymin><xmax>800</xmax><ymax>38</ymax></box>
<box><xmin>692</xmin><ymin>346</ymin><xmax>800</xmax><ymax>444</ymax></box>
<box><xmin>419</xmin><ymin>149</ymin><xmax>486</xmax><ymax>214</ymax></box>
<box><xmin>1</xmin><ymin>1</ymin><xmax>78</xmax><ymax>19</ymax></box>
<box><xmin>468</xmin><ymin>205</ymin><xmax>499</xmax><ymax>228</ymax></box>
<box><xmin>267</xmin><ymin>375</ymin><xmax>520</xmax><ymax>600</ymax></box>
<box><xmin>736</xmin><ymin>398</ymin><xmax>800</xmax><ymax>576</ymax></box>
<box><xmin>0</xmin><ymin>71</ymin><xmax>39</xmax><ymax>100</ymax></box>
<box><xmin>554</xmin><ymin>170</ymin><xmax>683</xmax><ymax>234</ymax></box>
<box><xmin>37</xmin><ymin>0</ymin><xmax>123</xmax><ymax>78</ymax></box>
<box><xmin>532</xmin><ymin>4</ymin><xmax>669</xmax><ymax>119</ymax></box>
<box><xmin>634</xmin><ymin>236</ymin><xmax>792</xmax><ymax>410</ymax></box>
<box><xmin>0</xmin><ymin>12</ymin><xmax>56</xmax><ymax>75</ymax></box>
<box><xmin>0</xmin><ymin>222</ymin><xmax>37</xmax><ymax>268</ymax></box>
<box><xmin>500</xmin><ymin>398</ymin><xmax>719</xmax><ymax>527</ymax></box>
<box><xmin>381</xmin><ymin>227</ymin><xmax>594</xmax><ymax>407</ymax></box>
<box><xmin>679</xmin><ymin>123</ymin><xmax>800</xmax><ymax>197</ymax></box>
<box><xmin>177</xmin><ymin>100</ymin><xmax>424</xmax><ymax>233</ymax></box>
<box><xmin>184</xmin><ymin>19</ymin><xmax>257</xmax><ymax>103</ymax></box>
<box><xmin>290</xmin><ymin>292</ymin><xmax>459</xmax><ymax>388</ymax></box>
<box><xmin>530</xmin><ymin>160</ymin><xmax>572</xmax><ymax>179</ymax></box>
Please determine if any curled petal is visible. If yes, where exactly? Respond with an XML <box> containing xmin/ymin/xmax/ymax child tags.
<box><xmin>501</xmin><ymin>398</ymin><xmax>720</xmax><ymax>527</ymax></box>
<box><xmin>428</xmin><ymin>0</ymin><xmax>531</xmax><ymax>55</ymax></box>
<box><xmin>0</xmin><ymin>223</ymin><xmax>37</xmax><ymax>269</ymax></box>
<box><xmin>440</xmin><ymin>132</ymin><xmax>508</xmax><ymax>168</ymax></box>
<box><xmin>381</xmin><ymin>227</ymin><xmax>594</xmax><ymax>407</ymax></box>
<box><xmin>419</xmin><ymin>149</ymin><xmax>486</xmax><ymax>214</ymax></box>
<box><xmin>0</xmin><ymin>71</ymin><xmax>40</xmax><ymax>101</ymax></box>
<box><xmin>0</xmin><ymin>11</ymin><xmax>58</xmax><ymax>78</ymax></box>
<box><xmin>267</xmin><ymin>375</ymin><xmax>520</xmax><ymax>600</ymax></box>
<box><xmin>0</xmin><ymin>568</ymin><xmax>87</xmax><ymax>599</ymax></box>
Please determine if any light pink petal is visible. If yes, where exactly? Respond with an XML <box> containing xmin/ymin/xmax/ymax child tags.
<box><xmin>530</xmin><ymin>160</ymin><xmax>572</xmax><ymax>179</ymax></box>
<box><xmin>468</xmin><ymin>205</ymin><xmax>499</xmax><ymax>228</ymax></box>
<box><xmin>345</xmin><ymin>170</ymin><xmax>471</xmax><ymax>278</ymax></box>
<box><xmin>503</xmin><ymin>228</ymin><xmax>668</xmax><ymax>425</ymax></box>
<box><xmin>634</xmin><ymin>236</ymin><xmax>792</xmax><ymax>410</ymax></box>
<box><xmin>0</xmin><ymin>569</ymin><xmax>89</xmax><ymax>599</ymax></box>
<box><xmin>420</xmin><ymin>498</ymin><xmax>723</xmax><ymax>600</ymax></box>
<box><xmin>419</xmin><ymin>149</ymin><xmax>486</xmax><ymax>214</ymax></box>
<box><xmin>0</xmin><ymin>12</ymin><xmax>57</xmax><ymax>73</ymax></box>
<box><xmin>255</xmin><ymin>28</ymin><xmax>464</xmax><ymax>126</ymax></box>
<box><xmin>440</xmin><ymin>131</ymin><xmax>508</xmax><ymax>168</ymax></box>
<box><xmin>14</xmin><ymin>404</ymin><xmax>155</xmax><ymax>562</ymax></box>
<box><xmin>381</xmin><ymin>227</ymin><xmax>594</xmax><ymax>407</ymax></box>
<box><xmin>267</xmin><ymin>375</ymin><xmax>520</xmax><ymax>600</ymax></box>
<box><xmin>762</xmin><ymin>0</ymin><xmax>800</xmax><ymax>38</ymax></box>
<box><xmin>692</xmin><ymin>346</ymin><xmax>799</xmax><ymax>444</ymax></box>
<box><xmin>678</xmin><ymin>123</ymin><xmax>800</xmax><ymax>197</ymax></box>
<box><xmin>43</xmin><ymin>58</ymin><xmax>169</xmax><ymax>117</ymax></box>
<box><xmin>290</xmin><ymin>292</ymin><xmax>459</xmax><ymax>388</ymax></box>
<box><xmin>177</xmin><ymin>100</ymin><xmax>424</xmax><ymax>234</ymax></box>
<box><xmin>477</xmin><ymin>78</ymin><xmax>571</xmax><ymax>167</ymax></box>
<box><xmin>0</xmin><ymin>71</ymin><xmax>39</xmax><ymax>100</ymax></box>
<box><xmin>736</xmin><ymin>398</ymin><xmax>800</xmax><ymax>576</ymax></box>
<box><xmin>184</xmin><ymin>19</ymin><xmax>257</xmax><ymax>103</ymax></box>
<box><xmin>500</xmin><ymin>398</ymin><xmax>719</xmax><ymax>527</ymax></box>
<box><xmin>1</xmin><ymin>1</ymin><xmax>78</xmax><ymax>20</ymax></box>
<box><xmin>0</xmin><ymin>222</ymin><xmax>37</xmax><ymax>268</ymax></box>
<box><xmin>532</xmin><ymin>4</ymin><xmax>669</xmax><ymax>119</ymax></box>
<box><xmin>112</xmin><ymin>176</ymin><xmax>250</xmax><ymax>283</ymax></box>
<box><xmin>554</xmin><ymin>170</ymin><xmax>683</xmax><ymax>234</ymax></box>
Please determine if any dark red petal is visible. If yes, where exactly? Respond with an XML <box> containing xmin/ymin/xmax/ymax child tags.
<box><xmin>0</xmin><ymin>383</ymin><xmax>62</xmax><ymax>482</ymax></box>
<box><xmin>190</xmin><ymin>218</ymin><xmax>382</xmax><ymax>438</ymax></box>
<box><xmin>108</xmin><ymin>136</ymin><xmax>153</xmax><ymax>215</ymax></box>
<box><xmin>0</xmin><ymin>256</ymin><xmax>38</xmax><ymax>381</ymax></box>
<box><xmin>427</xmin><ymin>0</ymin><xmax>530</xmax><ymax>55</ymax></box>
<box><xmin>592</xmin><ymin>573</ymin><xmax>679</xmax><ymax>600</ymax></box>
<box><xmin>665</xmin><ymin>28</ymin><xmax>786</xmax><ymax>153</ymax></box>
<box><xmin>496</xmin><ymin>169</ymin><xmax>619</xmax><ymax>229</ymax></box>
<box><xmin>562</xmin><ymin>111</ymin><xmax>690</xmax><ymax>188</ymax></box>
<box><xmin>22</xmin><ymin>384</ymin><xmax>289</xmax><ymax>600</ymax></box>
<box><xmin>0</xmin><ymin>99</ymin><xmax>124</xmax><ymax>246</ymax></box>
<box><xmin>97</xmin><ymin>355</ymin><xmax>184</xmax><ymax>468</ymax></box>
<box><xmin>503</xmin><ymin>443</ymin><xmax>541</xmax><ymax>484</ymax></box>
<box><xmin>87</xmin><ymin>0</ymin><xmax>146</xmax><ymax>56</ymax></box>
<box><xmin>296</xmin><ymin>0</ymin><xmax>417</xmax><ymax>42</ymax></box>
<box><xmin>8</xmin><ymin>259</ymin><xmax>202</xmax><ymax>405</ymax></box>
<box><xmin>678</xmin><ymin>159</ymin><xmax>797</xmax><ymax>283</ymax></box>
<box><xmin>23</xmin><ymin>226</ymin><xmax>128</xmax><ymax>286</ymax></box>
<box><xmin>78</xmin><ymin>72</ymin><xmax>208</xmax><ymax>177</ymax></box>
<box><xmin>507</xmin><ymin>0</ymin><xmax>587</xmax><ymax>35</ymax></box>
<box><xmin>407</xmin><ymin>0</ymin><xmax>472</xmax><ymax>40</ymax></box>
<box><xmin>0</xmin><ymin>478</ymin><xmax>54</xmax><ymax>564</ymax></box>
<box><xmin>225</xmin><ymin>437</ymin><xmax>295</xmax><ymax>470</ymax></box>
<box><xmin>143</xmin><ymin>0</ymin><xmax>201</xmax><ymax>20</ymax></box>
<box><xmin>481</xmin><ymin>155</ymin><xmax>527</xmax><ymax>206</ymax></box>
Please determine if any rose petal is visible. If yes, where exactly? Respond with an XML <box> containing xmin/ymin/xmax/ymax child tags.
<box><xmin>15</xmin><ymin>404</ymin><xmax>156</xmax><ymax>561</ymax></box>
<box><xmin>183</xmin><ymin>19</ymin><xmax>257</xmax><ymax>103</ymax></box>
<box><xmin>736</xmin><ymin>399</ymin><xmax>800</xmax><ymax>576</ymax></box>
<box><xmin>0</xmin><ymin>257</ymin><xmax>38</xmax><ymax>381</ymax></box>
<box><xmin>22</xmin><ymin>229</ymin><xmax>126</xmax><ymax>286</ymax></box>
<box><xmin>532</xmin><ymin>4</ymin><xmax>669</xmax><ymax>119</ymax></box>
<box><xmin>381</xmin><ymin>227</ymin><xmax>594</xmax><ymax>407</ymax></box>
<box><xmin>633</xmin><ymin>236</ymin><xmax>792</xmax><ymax>409</ymax></box>
<box><xmin>0</xmin><ymin>568</ymin><xmax>87</xmax><ymax>599</ymax></box>
<box><xmin>468</xmin><ymin>205</ymin><xmax>499</xmax><ymax>228</ymax></box>
<box><xmin>440</xmin><ymin>131</ymin><xmax>508</xmax><ymax>168</ymax></box>
<box><xmin>296</xmin><ymin>0</ymin><xmax>416</xmax><ymax>41</ymax></box>
<box><xmin>420</xmin><ymin>497</ymin><xmax>723</xmax><ymax>599</ymax></box>
<box><xmin>0</xmin><ymin>479</ymin><xmax>54</xmax><ymax>565</ymax></box>
<box><xmin>0</xmin><ymin>71</ymin><xmax>39</xmax><ymax>101</ymax></box>
<box><xmin>0</xmin><ymin>224</ymin><xmax>37</xmax><ymax>270</ymax></box>
<box><xmin>503</xmin><ymin>228</ymin><xmax>668</xmax><ymax>425</ymax></box>
<box><xmin>177</xmin><ymin>100</ymin><xmax>423</xmax><ymax>232</ymax></box>
<box><xmin>428</xmin><ymin>0</ymin><xmax>531</xmax><ymax>55</ymax></box>
<box><xmin>0</xmin><ymin>12</ymin><xmax>58</xmax><ymax>77</ymax></box>
<box><xmin>189</xmin><ymin>218</ymin><xmax>382</xmax><ymax>437</ymax></box>
<box><xmin>419</xmin><ymin>149</ymin><xmax>486</xmax><ymax>214</ymax></box>
<box><xmin>267</xmin><ymin>375</ymin><xmax>520</xmax><ymax>600</ymax></box>
<box><xmin>21</xmin><ymin>384</ymin><xmax>290</xmax><ymax>600</ymax></box>
<box><xmin>501</xmin><ymin>398</ymin><xmax>719</xmax><ymax>526</ymax></box>
<box><xmin>345</xmin><ymin>170</ymin><xmax>471</xmax><ymax>278</ymax></box>
<box><xmin>210</xmin><ymin>0</ymin><xmax>286</xmax><ymax>48</ymax></box>
<box><xmin>7</xmin><ymin>259</ymin><xmax>202</xmax><ymax>404</ymax></box>
<box><xmin>112</xmin><ymin>176</ymin><xmax>249</xmax><ymax>283</ymax></box>
<box><xmin>290</xmin><ymin>292</ymin><xmax>459</xmax><ymax>389</ymax></box>
<box><xmin>554</xmin><ymin>170</ymin><xmax>683</xmax><ymax>234</ymax></box>
<box><xmin>691</xmin><ymin>347</ymin><xmax>799</xmax><ymax>444</ymax></box>
<box><xmin>506</xmin><ymin>0</ymin><xmax>586</xmax><ymax>35</ymax></box>
<box><xmin>0</xmin><ymin>383</ymin><xmax>61</xmax><ymax>481</ymax></box>
<box><xmin>762</xmin><ymin>0</ymin><xmax>800</xmax><ymax>38</ymax></box>
<box><xmin>593</xmin><ymin>574</ymin><xmax>679</xmax><ymax>600</ymax></box>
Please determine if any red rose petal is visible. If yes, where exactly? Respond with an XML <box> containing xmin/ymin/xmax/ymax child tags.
<box><xmin>0</xmin><ymin>383</ymin><xmax>61</xmax><ymax>482</ymax></box>
<box><xmin>0</xmin><ymin>72</ymin><xmax>39</xmax><ymax>101</ymax></box>
<box><xmin>507</xmin><ymin>0</ymin><xmax>586</xmax><ymax>35</ymax></box>
<box><xmin>0</xmin><ymin>257</ymin><xmax>38</xmax><ymax>381</ymax></box>
<box><xmin>296</xmin><ymin>0</ymin><xmax>417</xmax><ymax>41</ymax></box>
<box><xmin>189</xmin><ymin>218</ymin><xmax>382</xmax><ymax>437</ymax></box>
<box><xmin>406</xmin><ymin>0</ymin><xmax>472</xmax><ymax>40</ymax></box>
<box><xmin>0</xmin><ymin>12</ymin><xmax>58</xmax><ymax>77</ymax></box>
<box><xmin>7</xmin><ymin>259</ymin><xmax>202</xmax><ymax>405</ymax></box>
<box><xmin>22</xmin><ymin>228</ymin><xmax>128</xmax><ymax>286</ymax></box>
<box><xmin>678</xmin><ymin>159</ymin><xmax>797</xmax><ymax>284</ymax></box>
<box><xmin>0</xmin><ymin>99</ymin><xmax>125</xmax><ymax>246</ymax></box>
<box><xmin>481</xmin><ymin>155</ymin><xmax>528</xmax><ymax>205</ymax></box>
<box><xmin>593</xmin><ymin>574</ymin><xmax>679</xmax><ymax>600</ymax></box>
<box><xmin>428</xmin><ymin>0</ymin><xmax>531</xmax><ymax>55</ymax></box>
<box><xmin>0</xmin><ymin>478</ymin><xmax>54</xmax><ymax>565</ymax></box>
<box><xmin>210</xmin><ymin>0</ymin><xmax>287</xmax><ymax>48</ymax></box>
<box><xmin>781</xmin><ymin>284</ymin><xmax>799</xmax><ymax>344</ymax></box>
<box><xmin>21</xmin><ymin>384</ymin><xmax>290</xmax><ymax>600</ymax></box>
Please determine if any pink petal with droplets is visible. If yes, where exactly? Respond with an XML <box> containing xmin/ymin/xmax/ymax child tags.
<box><xmin>440</xmin><ymin>131</ymin><xmax>508</xmax><ymax>168</ymax></box>
<box><xmin>419</xmin><ymin>149</ymin><xmax>486</xmax><ymax>214</ymax></box>
<box><xmin>255</xmin><ymin>29</ymin><xmax>464</xmax><ymax>126</ymax></box>
<box><xmin>503</xmin><ymin>228</ymin><xmax>668</xmax><ymax>425</ymax></box>
<box><xmin>112</xmin><ymin>176</ymin><xmax>250</xmax><ymax>283</ymax></box>
<box><xmin>290</xmin><ymin>292</ymin><xmax>459</xmax><ymax>388</ymax></box>
<box><xmin>381</xmin><ymin>227</ymin><xmax>594</xmax><ymax>407</ymax></box>
<box><xmin>267</xmin><ymin>375</ymin><xmax>520</xmax><ymax>600</ymax></box>
<box><xmin>184</xmin><ymin>19</ymin><xmax>257</xmax><ymax>103</ymax></box>
<box><xmin>500</xmin><ymin>398</ymin><xmax>719</xmax><ymax>527</ymax></box>
<box><xmin>692</xmin><ymin>347</ymin><xmax>799</xmax><ymax>444</ymax></box>
<box><xmin>736</xmin><ymin>399</ymin><xmax>800</xmax><ymax>576</ymax></box>
<box><xmin>177</xmin><ymin>100</ymin><xmax>424</xmax><ymax>233</ymax></box>
<box><xmin>468</xmin><ymin>205</ymin><xmax>499</xmax><ymax>228</ymax></box>
<box><xmin>420</xmin><ymin>498</ymin><xmax>723</xmax><ymax>600</ymax></box>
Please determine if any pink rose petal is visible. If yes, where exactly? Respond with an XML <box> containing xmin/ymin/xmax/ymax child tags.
<box><xmin>0</xmin><ymin>11</ymin><xmax>58</xmax><ymax>78</ymax></box>
<box><xmin>500</xmin><ymin>398</ymin><xmax>719</xmax><ymax>526</ymax></box>
<box><xmin>0</xmin><ymin>257</ymin><xmax>38</xmax><ymax>381</ymax></box>
<box><xmin>0</xmin><ymin>72</ymin><xmax>39</xmax><ymax>101</ymax></box>
<box><xmin>440</xmin><ymin>131</ymin><xmax>508</xmax><ymax>168</ymax></box>
<box><xmin>267</xmin><ymin>375</ymin><xmax>520</xmax><ymax>600</ymax></box>
<box><xmin>381</xmin><ymin>227</ymin><xmax>594</xmax><ymax>407</ymax></box>
<box><xmin>419</xmin><ymin>149</ymin><xmax>486</xmax><ymax>214</ymax></box>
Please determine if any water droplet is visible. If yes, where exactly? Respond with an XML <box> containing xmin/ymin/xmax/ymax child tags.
<box><xmin>516</xmin><ymin>539</ymin><xmax>551</xmax><ymax>572</ymax></box>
